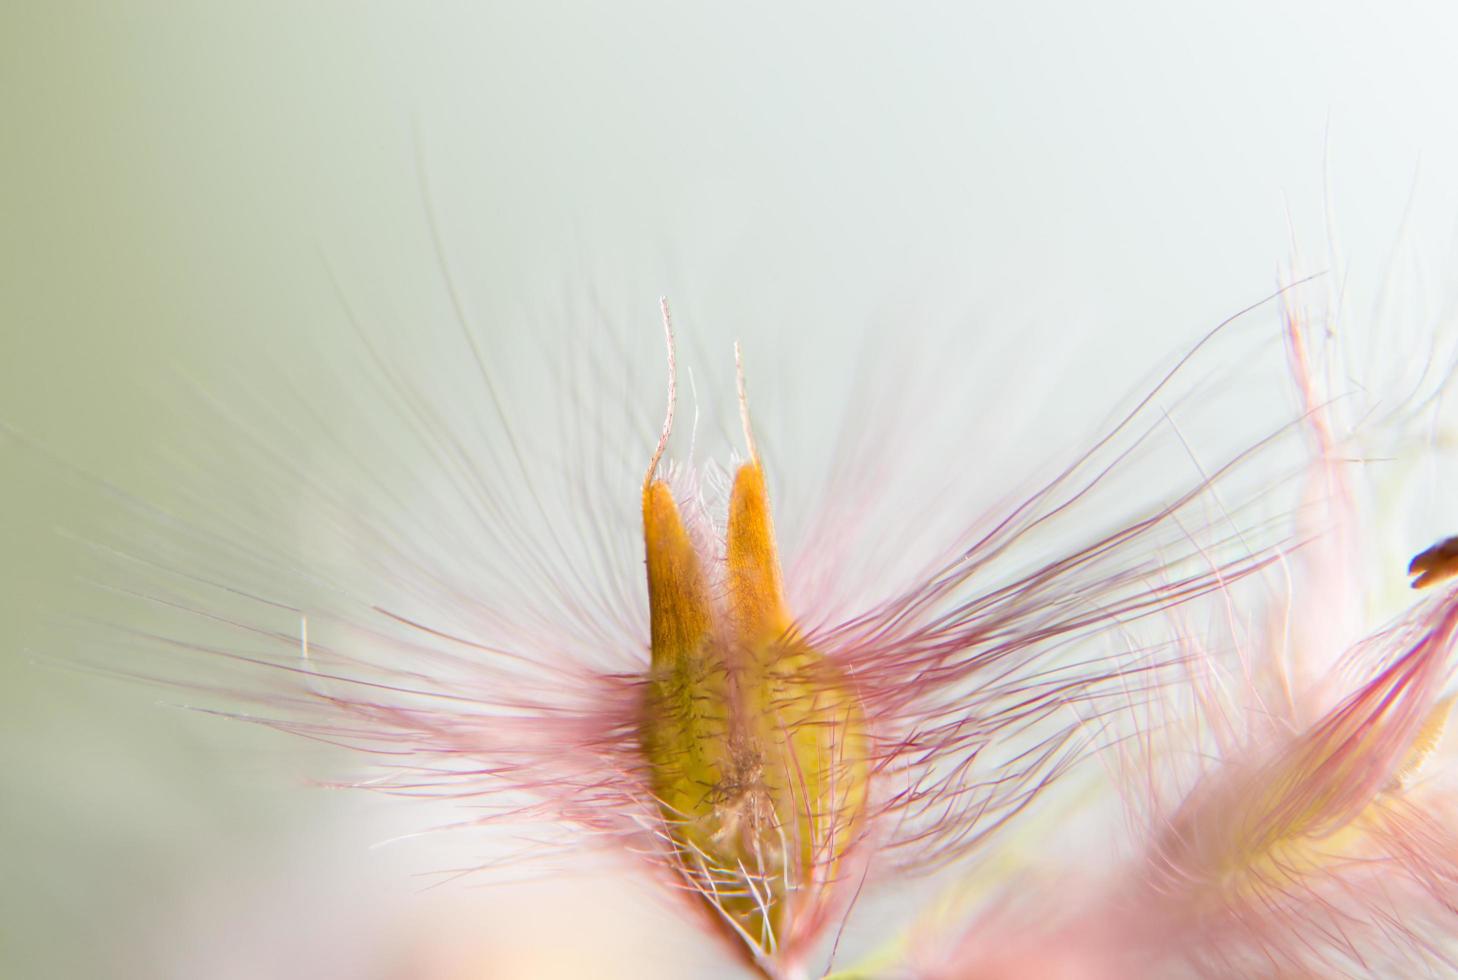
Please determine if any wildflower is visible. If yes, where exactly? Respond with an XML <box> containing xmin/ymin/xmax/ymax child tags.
<box><xmin>91</xmin><ymin>287</ymin><xmax>1302</xmax><ymax>977</ymax></box>
<box><xmin>923</xmin><ymin>278</ymin><xmax>1458</xmax><ymax>979</ymax></box>
<box><xmin>1128</xmin><ymin>293</ymin><xmax>1458</xmax><ymax>977</ymax></box>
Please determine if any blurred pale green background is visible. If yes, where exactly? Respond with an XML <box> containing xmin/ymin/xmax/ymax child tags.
<box><xmin>6</xmin><ymin>3</ymin><xmax>1458</xmax><ymax>977</ymax></box>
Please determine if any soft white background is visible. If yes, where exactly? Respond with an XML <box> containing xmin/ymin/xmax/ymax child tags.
<box><xmin>5</xmin><ymin>3</ymin><xmax>1458</xmax><ymax>977</ymax></box>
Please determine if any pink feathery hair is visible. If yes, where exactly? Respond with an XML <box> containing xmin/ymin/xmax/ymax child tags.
<box><xmin>924</xmin><ymin>271</ymin><xmax>1458</xmax><ymax>980</ymax></box>
<box><xmin>66</xmin><ymin>275</ymin><xmax>1328</xmax><ymax>977</ymax></box>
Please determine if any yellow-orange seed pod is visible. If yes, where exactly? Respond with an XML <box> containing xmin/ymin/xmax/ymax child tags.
<box><xmin>638</xmin><ymin>326</ymin><xmax>868</xmax><ymax>962</ymax></box>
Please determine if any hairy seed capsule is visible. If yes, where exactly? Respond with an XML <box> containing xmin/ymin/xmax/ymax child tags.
<box><xmin>640</xmin><ymin>457</ymin><xmax>869</xmax><ymax>955</ymax></box>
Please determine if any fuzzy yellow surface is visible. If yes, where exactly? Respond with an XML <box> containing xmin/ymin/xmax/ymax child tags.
<box><xmin>640</xmin><ymin>461</ymin><xmax>868</xmax><ymax>955</ymax></box>
<box><xmin>1167</xmin><ymin>694</ymin><xmax>1454</xmax><ymax>908</ymax></box>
